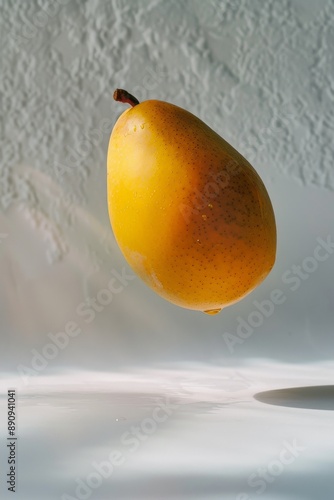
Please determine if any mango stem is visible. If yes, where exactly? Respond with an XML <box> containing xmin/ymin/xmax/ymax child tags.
<box><xmin>113</xmin><ymin>89</ymin><xmax>139</xmax><ymax>107</ymax></box>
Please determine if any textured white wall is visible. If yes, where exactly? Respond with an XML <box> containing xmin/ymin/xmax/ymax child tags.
<box><xmin>1</xmin><ymin>0</ymin><xmax>334</xmax><ymax>374</ymax></box>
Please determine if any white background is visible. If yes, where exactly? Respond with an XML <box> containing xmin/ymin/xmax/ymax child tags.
<box><xmin>0</xmin><ymin>1</ymin><xmax>334</xmax><ymax>499</ymax></box>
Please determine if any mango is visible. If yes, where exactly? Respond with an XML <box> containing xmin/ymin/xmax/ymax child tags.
<box><xmin>107</xmin><ymin>89</ymin><xmax>276</xmax><ymax>314</ymax></box>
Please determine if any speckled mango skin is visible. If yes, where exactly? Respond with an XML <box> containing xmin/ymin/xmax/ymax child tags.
<box><xmin>107</xmin><ymin>99</ymin><xmax>276</xmax><ymax>313</ymax></box>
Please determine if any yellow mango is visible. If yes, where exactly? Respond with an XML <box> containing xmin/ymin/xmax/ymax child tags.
<box><xmin>107</xmin><ymin>89</ymin><xmax>276</xmax><ymax>314</ymax></box>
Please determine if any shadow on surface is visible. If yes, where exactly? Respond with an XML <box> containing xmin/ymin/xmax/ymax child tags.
<box><xmin>254</xmin><ymin>385</ymin><xmax>334</xmax><ymax>410</ymax></box>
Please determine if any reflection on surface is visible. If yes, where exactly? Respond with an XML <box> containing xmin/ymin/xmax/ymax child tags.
<box><xmin>254</xmin><ymin>385</ymin><xmax>334</xmax><ymax>410</ymax></box>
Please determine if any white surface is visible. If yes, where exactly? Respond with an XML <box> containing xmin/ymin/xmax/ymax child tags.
<box><xmin>1</xmin><ymin>362</ymin><xmax>334</xmax><ymax>499</ymax></box>
<box><xmin>1</xmin><ymin>0</ymin><xmax>334</xmax><ymax>499</ymax></box>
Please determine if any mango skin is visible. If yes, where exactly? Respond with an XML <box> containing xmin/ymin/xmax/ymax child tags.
<box><xmin>107</xmin><ymin>99</ymin><xmax>276</xmax><ymax>313</ymax></box>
